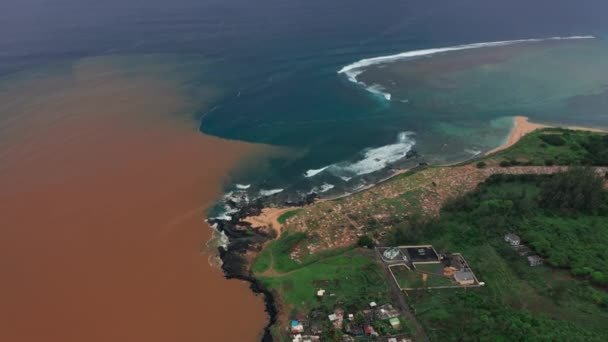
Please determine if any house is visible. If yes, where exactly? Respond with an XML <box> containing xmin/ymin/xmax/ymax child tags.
<box><xmin>528</xmin><ymin>255</ymin><xmax>543</xmax><ymax>267</ymax></box>
<box><xmin>291</xmin><ymin>320</ymin><xmax>304</xmax><ymax>334</ymax></box>
<box><xmin>369</xmin><ymin>301</ymin><xmax>377</xmax><ymax>308</ymax></box>
<box><xmin>389</xmin><ymin>317</ymin><xmax>401</xmax><ymax>329</ymax></box>
<box><xmin>317</xmin><ymin>289</ymin><xmax>325</xmax><ymax>298</ymax></box>
<box><xmin>364</xmin><ymin>325</ymin><xmax>378</xmax><ymax>337</ymax></box>
<box><xmin>454</xmin><ymin>270</ymin><xmax>475</xmax><ymax>285</ymax></box>
<box><xmin>328</xmin><ymin>314</ymin><xmax>337</xmax><ymax>322</ymax></box>
<box><xmin>377</xmin><ymin>303</ymin><xmax>399</xmax><ymax>319</ymax></box>
<box><xmin>504</xmin><ymin>233</ymin><xmax>521</xmax><ymax>246</ymax></box>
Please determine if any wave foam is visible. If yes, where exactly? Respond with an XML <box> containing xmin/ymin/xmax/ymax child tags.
<box><xmin>324</xmin><ymin>131</ymin><xmax>415</xmax><ymax>178</ymax></box>
<box><xmin>464</xmin><ymin>149</ymin><xmax>482</xmax><ymax>156</ymax></box>
<box><xmin>259</xmin><ymin>188</ymin><xmax>284</xmax><ymax>197</ymax></box>
<box><xmin>236</xmin><ymin>184</ymin><xmax>251</xmax><ymax>189</ymax></box>
<box><xmin>308</xmin><ymin>183</ymin><xmax>335</xmax><ymax>194</ymax></box>
<box><xmin>338</xmin><ymin>36</ymin><xmax>595</xmax><ymax>96</ymax></box>
<box><xmin>304</xmin><ymin>166</ymin><xmax>330</xmax><ymax>178</ymax></box>
<box><xmin>366</xmin><ymin>84</ymin><xmax>392</xmax><ymax>101</ymax></box>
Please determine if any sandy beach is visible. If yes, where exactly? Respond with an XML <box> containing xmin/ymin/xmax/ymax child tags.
<box><xmin>486</xmin><ymin>115</ymin><xmax>608</xmax><ymax>156</ymax></box>
<box><xmin>485</xmin><ymin>116</ymin><xmax>549</xmax><ymax>155</ymax></box>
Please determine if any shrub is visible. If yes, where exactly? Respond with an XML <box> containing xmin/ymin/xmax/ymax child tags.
<box><xmin>476</xmin><ymin>161</ymin><xmax>487</xmax><ymax>169</ymax></box>
<box><xmin>544</xmin><ymin>159</ymin><xmax>555</xmax><ymax>166</ymax></box>
<box><xmin>499</xmin><ymin>161</ymin><xmax>510</xmax><ymax>167</ymax></box>
<box><xmin>539</xmin><ymin>134</ymin><xmax>566</xmax><ymax>146</ymax></box>
<box><xmin>538</xmin><ymin>167</ymin><xmax>604</xmax><ymax>213</ymax></box>
<box><xmin>277</xmin><ymin>209</ymin><xmax>304</xmax><ymax>224</ymax></box>
<box><xmin>357</xmin><ymin>235</ymin><xmax>374</xmax><ymax>248</ymax></box>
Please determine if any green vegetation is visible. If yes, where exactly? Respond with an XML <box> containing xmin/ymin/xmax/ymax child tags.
<box><xmin>277</xmin><ymin>209</ymin><xmax>304</xmax><ymax>224</ymax></box>
<box><xmin>490</xmin><ymin>128</ymin><xmax>608</xmax><ymax>166</ymax></box>
<box><xmin>252</xmin><ymin>247</ymin><xmax>272</xmax><ymax>273</ymax></box>
<box><xmin>356</xmin><ymin>235</ymin><xmax>374</xmax><ymax>248</ymax></box>
<box><xmin>252</xmin><ymin>231</ymin><xmax>351</xmax><ymax>274</ymax></box>
<box><xmin>538</xmin><ymin>167</ymin><xmax>605</xmax><ymax>213</ymax></box>
<box><xmin>476</xmin><ymin>161</ymin><xmax>487</xmax><ymax>169</ymax></box>
<box><xmin>391</xmin><ymin>265</ymin><xmax>423</xmax><ymax>289</ymax></box>
<box><xmin>413</xmin><ymin>263</ymin><xmax>442</xmax><ymax>274</ymax></box>
<box><xmin>392</xmin><ymin>170</ymin><xmax>608</xmax><ymax>341</ymax></box>
<box><xmin>258</xmin><ymin>249</ymin><xmax>391</xmax><ymax>313</ymax></box>
<box><xmin>391</xmin><ymin>264</ymin><xmax>453</xmax><ymax>289</ymax></box>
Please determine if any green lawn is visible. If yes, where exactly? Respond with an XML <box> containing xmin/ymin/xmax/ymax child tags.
<box><xmin>259</xmin><ymin>249</ymin><xmax>391</xmax><ymax>313</ymax></box>
<box><xmin>413</xmin><ymin>262</ymin><xmax>443</xmax><ymax>275</ymax></box>
<box><xmin>424</xmin><ymin>274</ymin><xmax>454</xmax><ymax>287</ymax></box>
<box><xmin>390</xmin><ymin>265</ymin><xmax>423</xmax><ymax>289</ymax></box>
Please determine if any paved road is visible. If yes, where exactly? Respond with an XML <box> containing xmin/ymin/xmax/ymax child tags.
<box><xmin>374</xmin><ymin>249</ymin><xmax>430</xmax><ymax>342</ymax></box>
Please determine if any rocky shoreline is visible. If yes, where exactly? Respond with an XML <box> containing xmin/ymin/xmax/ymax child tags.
<box><xmin>207</xmin><ymin>194</ymin><xmax>317</xmax><ymax>341</ymax></box>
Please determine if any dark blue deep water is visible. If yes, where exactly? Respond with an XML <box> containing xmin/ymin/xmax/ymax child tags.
<box><xmin>3</xmin><ymin>0</ymin><xmax>608</xmax><ymax>211</ymax></box>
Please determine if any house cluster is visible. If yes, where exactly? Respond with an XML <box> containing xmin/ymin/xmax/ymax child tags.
<box><xmin>504</xmin><ymin>233</ymin><xmax>543</xmax><ymax>266</ymax></box>
<box><xmin>289</xmin><ymin>296</ymin><xmax>411</xmax><ymax>342</ymax></box>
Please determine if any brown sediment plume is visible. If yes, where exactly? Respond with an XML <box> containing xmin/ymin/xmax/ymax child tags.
<box><xmin>0</xmin><ymin>58</ymin><xmax>267</xmax><ymax>341</ymax></box>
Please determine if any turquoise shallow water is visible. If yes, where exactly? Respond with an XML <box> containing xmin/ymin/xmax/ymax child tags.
<box><xmin>1</xmin><ymin>0</ymin><xmax>608</xmax><ymax>214</ymax></box>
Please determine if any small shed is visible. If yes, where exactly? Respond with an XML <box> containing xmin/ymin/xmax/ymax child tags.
<box><xmin>389</xmin><ymin>317</ymin><xmax>401</xmax><ymax>329</ymax></box>
<box><xmin>328</xmin><ymin>313</ymin><xmax>337</xmax><ymax>322</ymax></box>
<box><xmin>369</xmin><ymin>301</ymin><xmax>377</xmax><ymax>308</ymax></box>
<box><xmin>316</xmin><ymin>289</ymin><xmax>325</xmax><ymax>298</ymax></box>
<box><xmin>528</xmin><ymin>255</ymin><xmax>543</xmax><ymax>267</ymax></box>
<box><xmin>504</xmin><ymin>233</ymin><xmax>521</xmax><ymax>246</ymax></box>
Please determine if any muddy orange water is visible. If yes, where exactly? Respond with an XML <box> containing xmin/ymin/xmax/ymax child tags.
<box><xmin>0</xmin><ymin>58</ymin><xmax>267</xmax><ymax>341</ymax></box>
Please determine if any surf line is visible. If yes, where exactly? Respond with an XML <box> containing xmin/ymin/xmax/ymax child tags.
<box><xmin>338</xmin><ymin>35</ymin><xmax>595</xmax><ymax>99</ymax></box>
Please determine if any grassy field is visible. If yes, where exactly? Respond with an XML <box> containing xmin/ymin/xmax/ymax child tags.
<box><xmin>252</xmin><ymin>231</ymin><xmax>351</xmax><ymax>274</ymax></box>
<box><xmin>391</xmin><ymin>265</ymin><xmax>423</xmax><ymax>289</ymax></box>
<box><xmin>258</xmin><ymin>249</ymin><xmax>391</xmax><ymax>314</ymax></box>
<box><xmin>413</xmin><ymin>262</ymin><xmax>443</xmax><ymax>275</ymax></box>
<box><xmin>391</xmin><ymin>264</ymin><xmax>453</xmax><ymax>289</ymax></box>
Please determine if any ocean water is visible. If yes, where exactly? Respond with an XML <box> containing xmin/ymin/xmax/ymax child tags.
<box><xmin>2</xmin><ymin>0</ymin><xmax>608</xmax><ymax>210</ymax></box>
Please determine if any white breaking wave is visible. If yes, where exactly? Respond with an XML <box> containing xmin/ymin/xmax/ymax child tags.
<box><xmin>308</xmin><ymin>183</ymin><xmax>335</xmax><ymax>194</ymax></box>
<box><xmin>367</xmin><ymin>84</ymin><xmax>392</xmax><ymax>101</ymax></box>
<box><xmin>304</xmin><ymin>166</ymin><xmax>330</xmax><ymax>178</ymax></box>
<box><xmin>236</xmin><ymin>184</ymin><xmax>251</xmax><ymax>189</ymax></box>
<box><xmin>212</xmin><ymin>203</ymin><xmax>239</xmax><ymax>221</ymax></box>
<box><xmin>464</xmin><ymin>149</ymin><xmax>482</xmax><ymax>156</ymax></box>
<box><xmin>329</xmin><ymin>131</ymin><xmax>415</xmax><ymax>177</ymax></box>
<box><xmin>259</xmin><ymin>188</ymin><xmax>284</xmax><ymax>197</ymax></box>
<box><xmin>338</xmin><ymin>36</ymin><xmax>595</xmax><ymax>98</ymax></box>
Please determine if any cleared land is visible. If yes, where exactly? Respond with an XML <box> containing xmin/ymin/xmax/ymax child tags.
<box><xmin>256</xmin><ymin>248</ymin><xmax>392</xmax><ymax>316</ymax></box>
